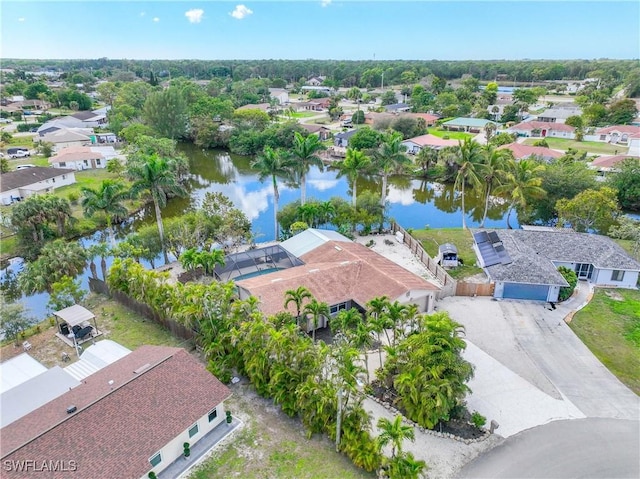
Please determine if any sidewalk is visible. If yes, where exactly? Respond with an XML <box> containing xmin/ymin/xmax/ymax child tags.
<box><xmin>158</xmin><ymin>418</ymin><xmax>242</xmax><ymax>479</ymax></box>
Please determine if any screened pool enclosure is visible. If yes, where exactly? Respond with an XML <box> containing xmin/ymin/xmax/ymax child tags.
<box><xmin>214</xmin><ymin>245</ymin><xmax>304</xmax><ymax>282</ymax></box>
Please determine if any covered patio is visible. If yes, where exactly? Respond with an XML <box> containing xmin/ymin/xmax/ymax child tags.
<box><xmin>53</xmin><ymin>305</ymin><xmax>102</xmax><ymax>356</ymax></box>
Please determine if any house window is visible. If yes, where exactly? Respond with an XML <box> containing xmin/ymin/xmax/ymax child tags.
<box><xmin>188</xmin><ymin>422</ymin><xmax>199</xmax><ymax>438</ymax></box>
<box><xmin>599</xmin><ymin>135</ymin><xmax>606</xmax><ymax>141</ymax></box>
<box><xmin>208</xmin><ymin>408</ymin><xmax>218</xmax><ymax>422</ymax></box>
<box><xmin>52</xmin><ymin>178</ymin><xmax>55</xmax><ymax>183</ymax></box>
<box><xmin>83</xmin><ymin>160</ymin><xmax>89</xmax><ymax>166</ymax></box>
<box><xmin>62</xmin><ymin>175</ymin><xmax>66</xmax><ymax>180</ymax></box>
<box><xmin>96</xmin><ymin>159</ymin><xmax>101</xmax><ymax>165</ymax></box>
<box><xmin>611</xmin><ymin>270</ymin><xmax>625</xmax><ymax>282</ymax></box>
<box><xmin>149</xmin><ymin>452</ymin><xmax>162</xmax><ymax>467</ymax></box>
<box><xmin>59</xmin><ymin>162</ymin><xmax>66</xmax><ymax>167</ymax></box>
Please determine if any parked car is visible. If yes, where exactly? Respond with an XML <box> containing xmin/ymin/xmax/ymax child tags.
<box><xmin>15</xmin><ymin>164</ymin><xmax>36</xmax><ymax>170</ymax></box>
<box><xmin>7</xmin><ymin>148</ymin><xmax>31</xmax><ymax>159</ymax></box>
<box><xmin>0</xmin><ymin>118</ymin><xmax>13</xmax><ymax>124</ymax></box>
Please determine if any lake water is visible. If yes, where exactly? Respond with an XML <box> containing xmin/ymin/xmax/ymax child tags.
<box><xmin>3</xmin><ymin>143</ymin><xmax>516</xmax><ymax>321</ymax></box>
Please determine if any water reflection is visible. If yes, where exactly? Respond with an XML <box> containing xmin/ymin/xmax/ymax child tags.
<box><xmin>5</xmin><ymin>143</ymin><xmax>517</xmax><ymax>321</ymax></box>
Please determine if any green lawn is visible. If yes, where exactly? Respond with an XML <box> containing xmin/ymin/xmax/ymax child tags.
<box><xmin>3</xmin><ymin>135</ymin><xmax>37</xmax><ymax>147</ymax></box>
<box><xmin>522</xmin><ymin>137</ymin><xmax>621</xmax><ymax>155</ymax></box>
<box><xmin>428</xmin><ymin>128</ymin><xmax>474</xmax><ymax>141</ymax></box>
<box><xmin>569</xmin><ymin>288</ymin><xmax>640</xmax><ymax>395</ymax></box>
<box><xmin>289</xmin><ymin>111</ymin><xmax>320</xmax><ymax>118</ymax></box>
<box><xmin>190</xmin><ymin>383</ymin><xmax>373</xmax><ymax>479</ymax></box>
<box><xmin>410</xmin><ymin>228</ymin><xmax>484</xmax><ymax>279</ymax></box>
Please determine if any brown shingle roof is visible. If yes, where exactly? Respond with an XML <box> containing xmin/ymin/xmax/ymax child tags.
<box><xmin>1</xmin><ymin>346</ymin><xmax>231</xmax><ymax>479</ymax></box>
<box><xmin>1</xmin><ymin>167</ymin><xmax>75</xmax><ymax>193</ymax></box>
<box><xmin>49</xmin><ymin>146</ymin><xmax>104</xmax><ymax>163</ymax></box>
<box><xmin>237</xmin><ymin>241</ymin><xmax>439</xmax><ymax>316</ymax></box>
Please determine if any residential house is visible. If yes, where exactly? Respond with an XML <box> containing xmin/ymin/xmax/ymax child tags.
<box><xmin>473</xmin><ymin>228</ymin><xmax>640</xmax><ymax>302</ymax></box>
<box><xmin>0</xmin><ymin>346</ymin><xmax>232</xmax><ymax>479</ymax></box>
<box><xmin>401</xmin><ymin>134</ymin><xmax>458</xmax><ymax>154</ymax></box>
<box><xmin>1</xmin><ymin>167</ymin><xmax>76</xmax><ymax>205</ymax></box>
<box><xmin>299</xmin><ymin>124</ymin><xmax>331</xmax><ymax>141</ymax></box>
<box><xmin>70</xmin><ymin>110</ymin><xmax>108</xmax><ymax>125</ymax></box>
<box><xmin>236</xmin><ymin>103</ymin><xmax>272</xmax><ymax>113</ymax></box>
<box><xmin>536</xmin><ymin>106</ymin><xmax>582</xmax><ymax>123</ymax></box>
<box><xmin>593</xmin><ymin>125</ymin><xmax>640</xmax><ymax>148</ymax></box>
<box><xmin>441</xmin><ymin>118</ymin><xmax>499</xmax><ymax>133</ymax></box>
<box><xmin>269</xmin><ymin>88</ymin><xmax>289</xmax><ymax>105</ymax></box>
<box><xmin>384</xmin><ymin>103</ymin><xmax>411</xmax><ymax>113</ymax></box>
<box><xmin>39</xmin><ymin>128</ymin><xmax>93</xmax><ymax>152</ymax></box>
<box><xmin>498</xmin><ymin>143</ymin><xmax>563</xmax><ymax>162</ymax></box>
<box><xmin>48</xmin><ymin>146</ymin><xmax>117</xmax><ymax>170</ymax></box>
<box><xmin>235</xmin><ymin>229</ymin><xmax>440</xmax><ymax>330</ymax></box>
<box><xmin>306</xmin><ymin>76</ymin><xmax>325</xmax><ymax>86</ymax></box>
<box><xmin>589</xmin><ymin>155</ymin><xmax>638</xmax><ymax>180</ymax></box>
<box><xmin>296</xmin><ymin>98</ymin><xmax>331</xmax><ymax>111</ymax></box>
<box><xmin>409</xmin><ymin>113</ymin><xmax>440</xmax><ymax>126</ymax></box>
<box><xmin>508</xmin><ymin>121</ymin><xmax>575</xmax><ymax>139</ymax></box>
<box><xmin>300</xmin><ymin>86</ymin><xmax>332</xmax><ymax>95</ymax></box>
<box><xmin>334</xmin><ymin>129</ymin><xmax>358</xmax><ymax>147</ymax></box>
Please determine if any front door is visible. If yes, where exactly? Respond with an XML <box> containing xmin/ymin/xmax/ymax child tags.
<box><xmin>575</xmin><ymin>263</ymin><xmax>593</xmax><ymax>280</ymax></box>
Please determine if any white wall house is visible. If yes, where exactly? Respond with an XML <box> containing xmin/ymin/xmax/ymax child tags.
<box><xmin>1</xmin><ymin>167</ymin><xmax>76</xmax><ymax>205</ymax></box>
<box><xmin>508</xmin><ymin>121</ymin><xmax>575</xmax><ymax>139</ymax></box>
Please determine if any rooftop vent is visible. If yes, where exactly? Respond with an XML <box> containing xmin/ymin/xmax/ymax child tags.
<box><xmin>133</xmin><ymin>363</ymin><xmax>151</xmax><ymax>374</ymax></box>
<box><xmin>67</xmin><ymin>405</ymin><xmax>77</xmax><ymax>414</ymax></box>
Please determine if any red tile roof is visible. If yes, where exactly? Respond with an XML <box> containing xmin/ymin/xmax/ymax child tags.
<box><xmin>591</xmin><ymin>155</ymin><xmax>638</xmax><ymax>168</ymax></box>
<box><xmin>236</xmin><ymin>241</ymin><xmax>439</xmax><ymax>316</ymax></box>
<box><xmin>49</xmin><ymin>146</ymin><xmax>104</xmax><ymax>163</ymax></box>
<box><xmin>498</xmin><ymin>143</ymin><xmax>563</xmax><ymax>160</ymax></box>
<box><xmin>1</xmin><ymin>346</ymin><xmax>231</xmax><ymax>479</ymax></box>
<box><xmin>595</xmin><ymin>125</ymin><xmax>640</xmax><ymax>136</ymax></box>
<box><xmin>509</xmin><ymin>121</ymin><xmax>575</xmax><ymax>132</ymax></box>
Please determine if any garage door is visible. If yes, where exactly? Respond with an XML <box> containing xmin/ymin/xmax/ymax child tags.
<box><xmin>503</xmin><ymin>283</ymin><xmax>549</xmax><ymax>301</ymax></box>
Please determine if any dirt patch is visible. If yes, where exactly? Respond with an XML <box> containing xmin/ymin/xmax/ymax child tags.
<box><xmin>604</xmin><ymin>290</ymin><xmax>625</xmax><ymax>301</ymax></box>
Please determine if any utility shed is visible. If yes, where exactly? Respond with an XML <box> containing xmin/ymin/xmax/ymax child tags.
<box><xmin>438</xmin><ymin>243</ymin><xmax>459</xmax><ymax>268</ymax></box>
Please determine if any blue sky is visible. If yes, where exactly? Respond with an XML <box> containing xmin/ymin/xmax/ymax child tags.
<box><xmin>1</xmin><ymin>1</ymin><xmax>639</xmax><ymax>60</ymax></box>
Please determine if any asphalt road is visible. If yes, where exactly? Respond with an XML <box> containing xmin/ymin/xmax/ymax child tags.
<box><xmin>458</xmin><ymin>418</ymin><xmax>640</xmax><ymax>479</ymax></box>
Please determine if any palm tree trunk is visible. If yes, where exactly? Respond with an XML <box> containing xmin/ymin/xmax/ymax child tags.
<box><xmin>153</xmin><ymin>198</ymin><xmax>168</xmax><ymax>264</ymax></box>
<box><xmin>301</xmin><ymin>174</ymin><xmax>306</xmax><ymax>206</ymax></box>
<box><xmin>480</xmin><ymin>185</ymin><xmax>491</xmax><ymax>228</ymax></box>
<box><xmin>381</xmin><ymin>173</ymin><xmax>388</xmax><ymax>207</ymax></box>
<box><xmin>506</xmin><ymin>203</ymin><xmax>514</xmax><ymax>229</ymax></box>
<box><xmin>106</xmin><ymin>216</ymin><xmax>116</xmax><ymax>247</ymax></box>
<box><xmin>461</xmin><ymin>182</ymin><xmax>467</xmax><ymax>229</ymax></box>
<box><xmin>272</xmin><ymin>177</ymin><xmax>280</xmax><ymax>240</ymax></box>
<box><xmin>351</xmin><ymin>177</ymin><xmax>357</xmax><ymax>208</ymax></box>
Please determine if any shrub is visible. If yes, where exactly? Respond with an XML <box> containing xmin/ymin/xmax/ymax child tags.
<box><xmin>558</xmin><ymin>266</ymin><xmax>578</xmax><ymax>302</ymax></box>
<box><xmin>471</xmin><ymin>411</ymin><xmax>486</xmax><ymax>428</ymax></box>
<box><xmin>67</xmin><ymin>191</ymin><xmax>80</xmax><ymax>205</ymax></box>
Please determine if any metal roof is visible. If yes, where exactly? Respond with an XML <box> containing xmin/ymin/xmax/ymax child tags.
<box><xmin>280</xmin><ymin>228</ymin><xmax>352</xmax><ymax>258</ymax></box>
<box><xmin>0</xmin><ymin>353</ymin><xmax>47</xmax><ymax>394</ymax></box>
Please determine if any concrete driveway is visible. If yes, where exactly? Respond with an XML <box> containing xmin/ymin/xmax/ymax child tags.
<box><xmin>440</xmin><ymin>284</ymin><xmax>639</xmax><ymax>427</ymax></box>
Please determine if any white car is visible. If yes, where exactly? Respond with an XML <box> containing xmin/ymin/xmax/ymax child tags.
<box><xmin>0</xmin><ymin>118</ymin><xmax>12</xmax><ymax>124</ymax></box>
<box><xmin>16</xmin><ymin>164</ymin><xmax>36</xmax><ymax>170</ymax></box>
<box><xmin>9</xmin><ymin>150</ymin><xmax>31</xmax><ymax>159</ymax></box>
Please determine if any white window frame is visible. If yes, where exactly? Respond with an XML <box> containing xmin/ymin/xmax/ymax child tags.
<box><xmin>149</xmin><ymin>451</ymin><xmax>162</xmax><ymax>467</ymax></box>
<box><xmin>208</xmin><ymin>408</ymin><xmax>218</xmax><ymax>423</ymax></box>
<box><xmin>611</xmin><ymin>270</ymin><xmax>625</xmax><ymax>282</ymax></box>
<box><xmin>188</xmin><ymin>422</ymin><xmax>199</xmax><ymax>438</ymax></box>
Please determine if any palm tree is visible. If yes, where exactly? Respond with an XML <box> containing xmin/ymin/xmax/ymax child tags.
<box><xmin>376</xmin><ymin>415</ymin><xmax>415</xmax><ymax>459</ymax></box>
<box><xmin>284</xmin><ymin>286</ymin><xmax>313</xmax><ymax>321</ymax></box>
<box><xmin>415</xmin><ymin>147</ymin><xmax>439</xmax><ymax>178</ymax></box>
<box><xmin>335</xmin><ymin>148</ymin><xmax>371</xmax><ymax>207</ymax></box>
<box><xmin>387</xmin><ymin>452</ymin><xmax>427</xmax><ymax>479</ymax></box>
<box><xmin>252</xmin><ymin>146</ymin><xmax>292</xmax><ymax>240</ymax></box>
<box><xmin>81</xmin><ymin>179</ymin><xmax>130</xmax><ymax>246</ymax></box>
<box><xmin>494</xmin><ymin>158</ymin><xmax>546</xmax><ymax>229</ymax></box>
<box><xmin>478</xmin><ymin>146</ymin><xmax>510</xmax><ymax>228</ymax></box>
<box><xmin>128</xmin><ymin>154</ymin><xmax>186</xmax><ymax>263</ymax></box>
<box><xmin>454</xmin><ymin>138</ymin><xmax>484</xmax><ymax>229</ymax></box>
<box><xmin>318</xmin><ymin>200</ymin><xmax>336</xmax><ymax>227</ymax></box>
<box><xmin>483</xmin><ymin>121</ymin><xmax>497</xmax><ymax>143</ymax></box>
<box><xmin>372</xmin><ymin>132</ymin><xmax>410</xmax><ymax>207</ymax></box>
<box><xmin>44</xmin><ymin>196</ymin><xmax>74</xmax><ymax>237</ymax></box>
<box><xmin>291</xmin><ymin>132</ymin><xmax>326</xmax><ymax>205</ymax></box>
<box><xmin>88</xmin><ymin>242</ymin><xmax>111</xmax><ymax>281</ymax></box>
<box><xmin>303</xmin><ymin>298</ymin><xmax>330</xmax><ymax>342</ymax></box>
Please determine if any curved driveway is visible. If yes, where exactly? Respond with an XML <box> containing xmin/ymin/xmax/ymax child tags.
<box><xmin>458</xmin><ymin>418</ymin><xmax>640</xmax><ymax>479</ymax></box>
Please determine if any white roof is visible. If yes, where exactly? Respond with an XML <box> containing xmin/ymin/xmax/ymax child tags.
<box><xmin>80</xmin><ymin>340</ymin><xmax>131</xmax><ymax>369</ymax></box>
<box><xmin>0</xmin><ymin>366</ymin><xmax>80</xmax><ymax>428</ymax></box>
<box><xmin>0</xmin><ymin>353</ymin><xmax>47</xmax><ymax>394</ymax></box>
<box><xmin>54</xmin><ymin>304</ymin><xmax>95</xmax><ymax>327</ymax></box>
<box><xmin>280</xmin><ymin>228</ymin><xmax>352</xmax><ymax>258</ymax></box>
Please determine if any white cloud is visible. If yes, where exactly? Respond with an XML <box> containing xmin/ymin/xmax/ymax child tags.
<box><xmin>153</xmin><ymin>17</ymin><xmax>160</xmax><ymax>23</ymax></box>
<box><xmin>185</xmin><ymin>9</ymin><xmax>204</xmax><ymax>24</ymax></box>
<box><xmin>321</xmin><ymin>0</ymin><xmax>332</xmax><ymax>7</ymax></box>
<box><xmin>139</xmin><ymin>11</ymin><xmax>146</xmax><ymax>17</ymax></box>
<box><xmin>18</xmin><ymin>17</ymin><xmax>25</xmax><ymax>22</ymax></box>
<box><xmin>230</xmin><ymin>5</ymin><xmax>253</xmax><ymax>20</ymax></box>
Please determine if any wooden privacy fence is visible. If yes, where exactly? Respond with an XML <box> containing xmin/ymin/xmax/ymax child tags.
<box><xmin>390</xmin><ymin>223</ymin><xmax>494</xmax><ymax>298</ymax></box>
<box><xmin>88</xmin><ymin>277</ymin><xmax>196</xmax><ymax>341</ymax></box>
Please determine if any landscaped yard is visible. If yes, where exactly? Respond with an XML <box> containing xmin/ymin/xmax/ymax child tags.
<box><xmin>569</xmin><ymin>288</ymin><xmax>640</xmax><ymax>395</ymax></box>
<box><xmin>428</xmin><ymin>128</ymin><xmax>474</xmax><ymax>141</ymax></box>
<box><xmin>189</xmin><ymin>381</ymin><xmax>374</xmax><ymax>479</ymax></box>
<box><xmin>522</xmin><ymin>137</ymin><xmax>621</xmax><ymax>155</ymax></box>
<box><xmin>410</xmin><ymin>228</ymin><xmax>484</xmax><ymax>279</ymax></box>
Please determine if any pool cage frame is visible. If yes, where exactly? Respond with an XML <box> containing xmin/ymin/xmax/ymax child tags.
<box><xmin>214</xmin><ymin>245</ymin><xmax>304</xmax><ymax>282</ymax></box>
